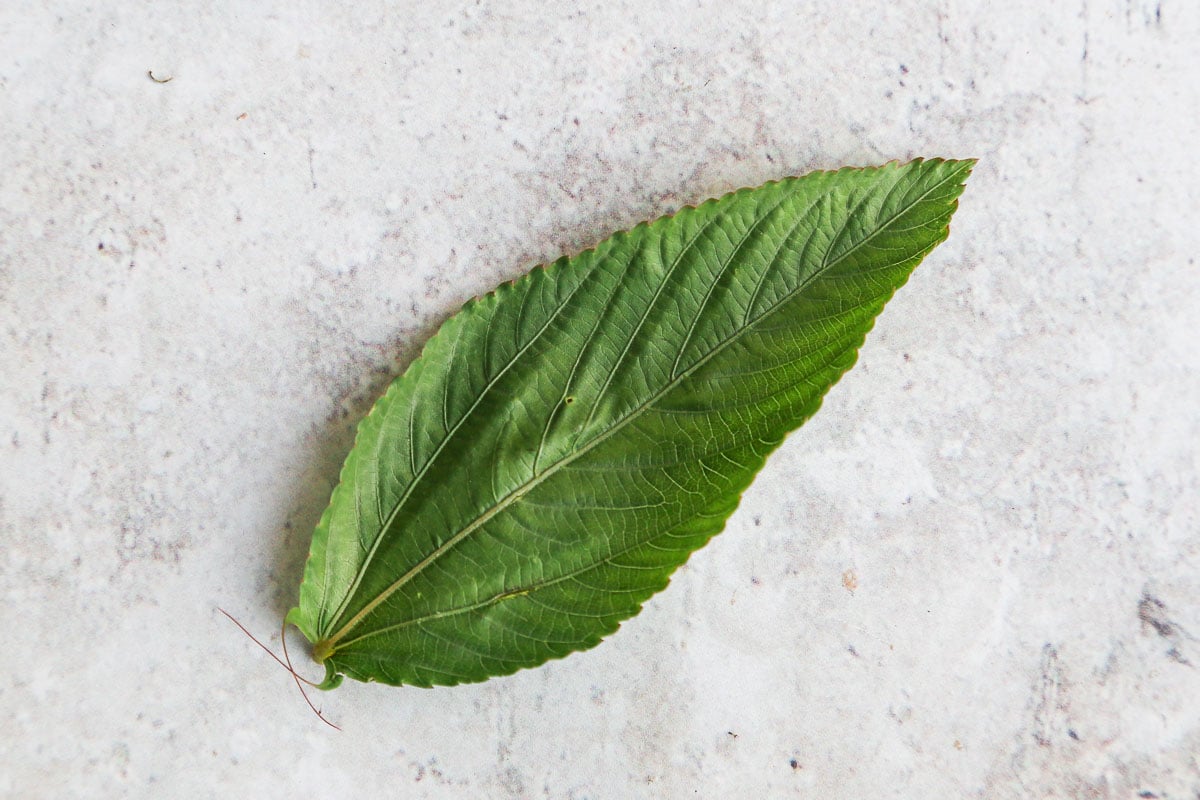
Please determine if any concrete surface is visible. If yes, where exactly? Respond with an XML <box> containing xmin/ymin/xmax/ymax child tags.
<box><xmin>2</xmin><ymin>1</ymin><xmax>1198</xmax><ymax>797</ymax></box>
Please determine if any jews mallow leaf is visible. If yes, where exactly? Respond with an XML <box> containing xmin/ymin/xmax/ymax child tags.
<box><xmin>287</xmin><ymin>158</ymin><xmax>974</xmax><ymax>689</ymax></box>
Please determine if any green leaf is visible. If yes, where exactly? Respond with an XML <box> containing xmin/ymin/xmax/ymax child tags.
<box><xmin>288</xmin><ymin>158</ymin><xmax>974</xmax><ymax>689</ymax></box>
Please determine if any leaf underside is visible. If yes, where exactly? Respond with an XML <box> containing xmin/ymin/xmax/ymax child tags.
<box><xmin>288</xmin><ymin>158</ymin><xmax>974</xmax><ymax>689</ymax></box>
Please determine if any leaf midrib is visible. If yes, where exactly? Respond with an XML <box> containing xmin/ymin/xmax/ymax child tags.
<box><xmin>318</xmin><ymin>164</ymin><xmax>964</xmax><ymax>656</ymax></box>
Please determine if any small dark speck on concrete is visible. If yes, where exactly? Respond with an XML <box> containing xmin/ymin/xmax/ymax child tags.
<box><xmin>1138</xmin><ymin>792</ymin><xmax>1158</xmax><ymax>798</ymax></box>
<box><xmin>1067</xmin><ymin>728</ymin><xmax>1080</xmax><ymax>741</ymax></box>
<box><xmin>1166</xmin><ymin>647</ymin><xmax>1191</xmax><ymax>666</ymax></box>
<box><xmin>789</xmin><ymin>759</ymin><xmax>800</xmax><ymax>770</ymax></box>
<box><xmin>1138</xmin><ymin>592</ymin><xmax>1179</xmax><ymax>639</ymax></box>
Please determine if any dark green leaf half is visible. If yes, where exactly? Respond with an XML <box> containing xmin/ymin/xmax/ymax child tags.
<box><xmin>288</xmin><ymin>158</ymin><xmax>974</xmax><ymax>688</ymax></box>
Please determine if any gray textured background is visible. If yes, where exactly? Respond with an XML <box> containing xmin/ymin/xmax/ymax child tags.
<box><xmin>2</xmin><ymin>1</ymin><xmax>1198</xmax><ymax>797</ymax></box>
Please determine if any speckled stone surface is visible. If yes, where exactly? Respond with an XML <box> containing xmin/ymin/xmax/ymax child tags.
<box><xmin>2</xmin><ymin>1</ymin><xmax>1198</xmax><ymax>797</ymax></box>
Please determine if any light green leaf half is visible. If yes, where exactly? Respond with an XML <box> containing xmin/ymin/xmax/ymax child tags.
<box><xmin>288</xmin><ymin>158</ymin><xmax>974</xmax><ymax>688</ymax></box>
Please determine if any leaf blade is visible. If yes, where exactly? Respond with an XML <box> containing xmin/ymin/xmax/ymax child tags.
<box><xmin>291</xmin><ymin>158</ymin><xmax>974</xmax><ymax>688</ymax></box>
